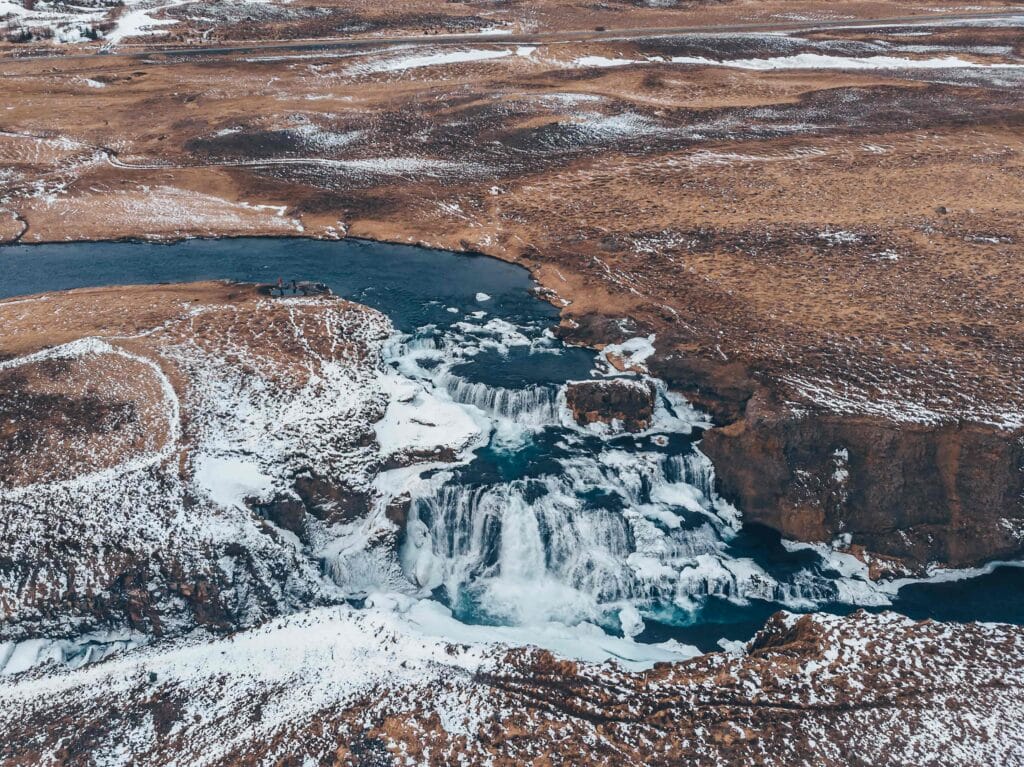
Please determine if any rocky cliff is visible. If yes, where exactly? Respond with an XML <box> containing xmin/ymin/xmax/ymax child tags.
<box><xmin>641</xmin><ymin>348</ymin><xmax>1024</xmax><ymax>571</ymax></box>
<box><xmin>701</xmin><ymin>391</ymin><xmax>1024</xmax><ymax>567</ymax></box>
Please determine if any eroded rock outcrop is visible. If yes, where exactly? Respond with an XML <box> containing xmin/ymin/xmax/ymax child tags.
<box><xmin>648</xmin><ymin>350</ymin><xmax>758</xmax><ymax>426</ymax></box>
<box><xmin>565</xmin><ymin>377</ymin><xmax>657</xmax><ymax>432</ymax></box>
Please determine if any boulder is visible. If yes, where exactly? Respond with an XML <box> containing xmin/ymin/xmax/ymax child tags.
<box><xmin>565</xmin><ymin>378</ymin><xmax>657</xmax><ymax>433</ymax></box>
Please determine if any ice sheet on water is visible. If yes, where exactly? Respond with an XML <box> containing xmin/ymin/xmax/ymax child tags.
<box><xmin>0</xmin><ymin>630</ymin><xmax>148</xmax><ymax>676</ymax></box>
<box><xmin>370</xmin><ymin>593</ymin><xmax>699</xmax><ymax>668</ymax></box>
<box><xmin>374</xmin><ymin>371</ymin><xmax>488</xmax><ymax>457</ymax></box>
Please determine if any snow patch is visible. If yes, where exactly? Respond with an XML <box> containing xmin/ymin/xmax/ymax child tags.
<box><xmin>351</xmin><ymin>47</ymin><xmax>520</xmax><ymax>75</ymax></box>
<box><xmin>602</xmin><ymin>335</ymin><xmax>657</xmax><ymax>373</ymax></box>
<box><xmin>193</xmin><ymin>456</ymin><xmax>276</xmax><ymax>510</ymax></box>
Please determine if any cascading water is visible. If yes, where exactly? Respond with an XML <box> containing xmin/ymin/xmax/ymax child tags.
<box><xmin>437</xmin><ymin>373</ymin><xmax>561</xmax><ymax>425</ymax></box>
<box><xmin>5</xmin><ymin>237</ymin><xmax>1018</xmax><ymax>653</ymax></box>
<box><xmin>385</xmin><ymin>314</ymin><xmax>890</xmax><ymax>642</ymax></box>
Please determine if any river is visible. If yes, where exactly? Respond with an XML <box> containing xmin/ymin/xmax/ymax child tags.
<box><xmin>2</xmin><ymin>236</ymin><xmax>1022</xmax><ymax>651</ymax></box>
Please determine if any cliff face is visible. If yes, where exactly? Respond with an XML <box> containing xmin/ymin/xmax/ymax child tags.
<box><xmin>702</xmin><ymin>399</ymin><xmax>1024</xmax><ymax>567</ymax></box>
<box><xmin>650</xmin><ymin>351</ymin><xmax>1024</xmax><ymax>569</ymax></box>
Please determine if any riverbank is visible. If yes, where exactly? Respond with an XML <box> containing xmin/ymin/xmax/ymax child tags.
<box><xmin>2</xmin><ymin>275</ymin><xmax>1023</xmax><ymax>766</ymax></box>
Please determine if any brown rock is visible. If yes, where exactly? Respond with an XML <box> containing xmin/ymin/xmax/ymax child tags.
<box><xmin>702</xmin><ymin>390</ymin><xmax>1024</xmax><ymax>567</ymax></box>
<box><xmin>293</xmin><ymin>474</ymin><xmax>372</xmax><ymax>526</ymax></box>
<box><xmin>385</xmin><ymin>496</ymin><xmax>411</xmax><ymax>530</ymax></box>
<box><xmin>251</xmin><ymin>495</ymin><xmax>307</xmax><ymax>538</ymax></box>
<box><xmin>647</xmin><ymin>352</ymin><xmax>757</xmax><ymax>426</ymax></box>
<box><xmin>565</xmin><ymin>378</ymin><xmax>657</xmax><ymax>433</ymax></box>
<box><xmin>380</xmin><ymin>446</ymin><xmax>459</xmax><ymax>471</ymax></box>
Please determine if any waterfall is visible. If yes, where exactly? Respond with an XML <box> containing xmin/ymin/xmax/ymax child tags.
<box><xmin>399</xmin><ymin>438</ymin><xmax>772</xmax><ymax>627</ymax></box>
<box><xmin>398</xmin><ymin>431</ymin><xmax>878</xmax><ymax>625</ymax></box>
<box><xmin>381</xmin><ymin>318</ymin><xmax>889</xmax><ymax>633</ymax></box>
<box><xmin>402</xmin><ymin>475</ymin><xmax>643</xmax><ymax>625</ymax></box>
<box><xmin>436</xmin><ymin>372</ymin><xmax>561</xmax><ymax>425</ymax></box>
<box><xmin>663</xmin><ymin>453</ymin><xmax>716</xmax><ymax>498</ymax></box>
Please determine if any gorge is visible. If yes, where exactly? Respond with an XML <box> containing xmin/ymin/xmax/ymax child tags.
<box><xmin>3</xmin><ymin>2</ymin><xmax>1024</xmax><ymax>760</ymax></box>
<box><xmin>1</xmin><ymin>237</ymin><xmax>1021</xmax><ymax>666</ymax></box>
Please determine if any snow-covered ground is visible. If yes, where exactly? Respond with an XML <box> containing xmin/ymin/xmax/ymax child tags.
<box><xmin>348</xmin><ymin>45</ymin><xmax>536</xmax><ymax>75</ymax></box>
<box><xmin>0</xmin><ymin>295</ymin><xmax>400</xmax><ymax>659</ymax></box>
<box><xmin>572</xmin><ymin>50</ymin><xmax>1024</xmax><ymax>72</ymax></box>
<box><xmin>0</xmin><ymin>0</ymin><xmax>192</xmax><ymax>44</ymax></box>
<box><xmin>2</xmin><ymin>604</ymin><xmax>1022</xmax><ymax>766</ymax></box>
<box><xmin>0</xmin><ymin>0</ymin><xmax>114</xmax><ymax>42</ymax></box>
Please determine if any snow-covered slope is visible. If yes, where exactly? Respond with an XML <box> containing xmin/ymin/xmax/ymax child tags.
<box><xmin>0</xmin><ymin>283</ymin><xmax>477</xmax><ymax>656</ymax></box>
<box><xmin>1</xmin><ymin>605</ymin><xmax>1021</xmax><ymax>766</ymax></box>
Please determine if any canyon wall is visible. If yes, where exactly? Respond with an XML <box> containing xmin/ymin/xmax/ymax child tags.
<box><xmin>652</xmin><ymin>354</ymin><xmax>1024</xmax><ymax>568</ymax></box>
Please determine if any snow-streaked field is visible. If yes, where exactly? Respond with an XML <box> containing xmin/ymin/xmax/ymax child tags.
<box><xmin>2</xmin><ymin>604</ymin><xmax>1022</xmax><ymax>766</ymax></box>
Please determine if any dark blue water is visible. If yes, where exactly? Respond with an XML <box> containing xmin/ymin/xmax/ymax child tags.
<box><xmin>642</xmin><ymin>525</ymin><xmax>1024</xmax><ymax>650</ymax></box>
<box><xmin>0</xmin><ymin>237</ymin><xmax>593</xmax><ymax>387</ymax></box>
<box><xmin>3</xmin><ymin>237</ymin><xmax>1023</xmax><ymax>651</ymax></box>
<box><xmin>1</xmin><ymin>237</ymin><xmax>525</xmax><ymax>329</ymax></box>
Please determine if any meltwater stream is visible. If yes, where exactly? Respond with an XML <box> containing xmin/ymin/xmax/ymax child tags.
<box><xmin>3</xmin><ymin>237</ymin><xmax>1023</xmax><ymax>651</ymax></box>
